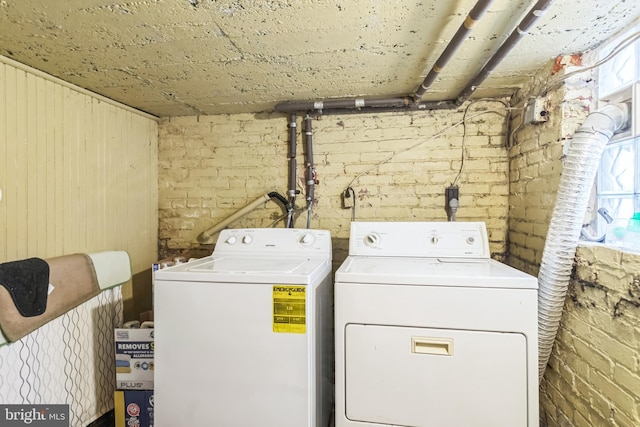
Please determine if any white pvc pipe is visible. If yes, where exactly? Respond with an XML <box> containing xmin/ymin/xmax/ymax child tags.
<box><xmin>537</xmin><ymin>103</ymin><xmax>629</xmax><ymax>381</ymax></box>
<box><xmin>197</xmin><ymin>194</ymin><xmax>272</xmax><ymax>243</ymax></box>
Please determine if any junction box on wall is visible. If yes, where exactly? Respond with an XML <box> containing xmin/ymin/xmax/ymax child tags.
<box><xmin>524</xmin><ymin>97</ymin><xmax>549</xmax><ymax>125</ymax></box>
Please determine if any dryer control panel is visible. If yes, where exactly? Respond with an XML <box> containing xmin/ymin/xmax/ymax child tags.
<box><xmin>349</xmin><ymin>222</ymin><xmax>489</xmax><ymax>258</ymax></box>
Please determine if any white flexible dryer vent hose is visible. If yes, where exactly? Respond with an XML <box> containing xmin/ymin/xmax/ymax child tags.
<box><xmin>538</xmin><ymin>103</ymin><xmax>630</xmax><ymax>382</ymax></box>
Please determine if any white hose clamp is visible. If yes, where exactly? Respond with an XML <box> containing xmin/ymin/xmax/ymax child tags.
<box><xmin>355</xmin><ymin>99</ymin><xmax>365</xmax><ymax>108</ymax></box>
<box><xmin>313</xmin><ymin>101</ymin><xmax>323</xmax><ymax>110</ymax></box>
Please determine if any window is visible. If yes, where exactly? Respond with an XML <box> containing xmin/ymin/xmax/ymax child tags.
<box><xmin>595</xmin><ymin>25</ymin><xmax>640</xmax><ymax>235</ymax></box>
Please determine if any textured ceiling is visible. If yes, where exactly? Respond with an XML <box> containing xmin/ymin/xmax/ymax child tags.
<box><xmin>1</xmin><ymin>0</ymin><xmax>639</xmax><ymax>117</ymax></box>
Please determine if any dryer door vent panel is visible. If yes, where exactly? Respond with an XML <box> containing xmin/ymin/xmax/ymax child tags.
<box><xmin>345</xmin><ymin>324</ymin><xmax>528</xmax><ymax>427</ymax></box>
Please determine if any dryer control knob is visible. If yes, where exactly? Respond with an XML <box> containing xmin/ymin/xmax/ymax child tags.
<box><xmin>300</xmin><ymin>233</ymin><xmax>315</xmax><ymax>245</ymax></box>
<box><xmin>365</xmin><ymin>233</ymin><xmax>381</xmax><ymax>248</ymax></box>
<box><xmin>242</xmin><ymin>235</ymin><xmax>253</xmax><ymax>244</ymax></box>
<box><xmin>466</xmin><ymin>236</ymin><xmax>475</xmax><ymax>244</ymax></box>
<box><xmin>430</xmin><ymin>236</ymin><xmax>439</xmax><ymax>244</ymax></box>
<box><xmin>225</xmin><ymin>236</ymin><xmax>237</xmax><ymax>245</ymax></box>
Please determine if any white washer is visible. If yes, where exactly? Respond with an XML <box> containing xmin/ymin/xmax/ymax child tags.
<box><xmin>154</xmin><ymin>228</ymin><xmax>333</xmax><ymax>427</ymax></box>
<box><xmin>335</xmin><ymin>222</ymin><xmax>538</xmax><ymax>427</ymax></box>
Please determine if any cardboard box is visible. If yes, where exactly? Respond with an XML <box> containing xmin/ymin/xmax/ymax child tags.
<box><xmin>114</xmin><ymin>390</ymin><xmax>154</xmax><ymax>427</ymax></box>
<box><xmin>115</xmin><ymin>328</ymin><xmax>154</xmax><ymax>390</ymax></box>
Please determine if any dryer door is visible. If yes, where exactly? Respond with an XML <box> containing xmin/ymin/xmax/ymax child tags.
<box><xmin>345</xmin><ymin>324</ymin><xmax>528</xmax><ymax>427</ymax></box>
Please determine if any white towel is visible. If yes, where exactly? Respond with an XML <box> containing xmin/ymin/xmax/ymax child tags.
<box><xmin>88</xmin><ymin>251</ymin><xmax>132</xmax><ymax>289</ymax></box>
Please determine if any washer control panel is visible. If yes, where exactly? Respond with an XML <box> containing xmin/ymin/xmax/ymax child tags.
<box><xmin>216</xmin><ymin>228</ymin><xmax>331</xmax><ymax>255</ymax></box>
<box><xmin>351</xmin><ymin>222</ymin><xmax>489</xmax><ymax>258</ymax></box>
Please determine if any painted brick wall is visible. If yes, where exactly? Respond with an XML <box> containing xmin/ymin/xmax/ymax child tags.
<box><xmin>158</xmin><ymin>59</ymin><xmax>640</xmax><ymax>425</ymax></box>
<box><xmin>158</xmin><ymin>104</ymin><xmax>510</xmax><ymax>266</ymax></box>
<box><xmin>541</xmin><ymin>245</ymin><xmax>640</xmax><ymax>426</ymax></box>
<box><xmin>508</xmin><ymin>61</ymin><xmax>592</xmax><ymax>277</ymax></box>
<box><xmin>511</xmin><ymin>59</ymin><xmax>640</xmax><ymax>426</ymax></box>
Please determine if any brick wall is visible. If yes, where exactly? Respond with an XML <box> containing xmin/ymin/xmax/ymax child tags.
<box><xmin>508</xmin><ymin>61</ymin><xmax>592</xmax><ymax>277</ymax></box>
<box><xmin>511</xmin><ymin>59</ymin><xmax>640</xmax><ymax>426</ymax></box>
<box><xmin>158</xmin><ymin>60</ymin><xmax>640</xmax><ymax>426</ymax></box>
<box><xmin>158</xmin><ymin>114</ymin><xmax>289</xmax><ymax>258</ymax></box>
<box><xmin>158</xmin><ymin>104</ymin><xmax>510</xmax><ymax>266</ymax></box>
<box><xmin>541</xmin><ymin>245</ymin><xmax>640</xmax><ymax>426</ymax></box>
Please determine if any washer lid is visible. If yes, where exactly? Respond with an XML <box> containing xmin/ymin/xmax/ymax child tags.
<box><xmin>191</xmin><ymin>256</ymin><xmax>312</xmax><ymax>274</ymax></box>
<box><xmin>155</xmin><ymin>255</ymin><xmax>330</xmax><ymax>284</ymax></box>
<box><xmin>335</xmin><ymin>256</ymin><xmax>538</xmax><ymax>289</ymax></box>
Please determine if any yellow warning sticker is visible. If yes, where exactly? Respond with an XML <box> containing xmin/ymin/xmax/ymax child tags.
<box><xmin>273</xmin><ymin>285</ymin><xmax>306</xmax><ymax>334</ymax></box>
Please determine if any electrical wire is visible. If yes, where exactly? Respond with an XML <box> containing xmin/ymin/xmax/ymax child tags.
<box><xmin>269</xmin><ymin>213</ymin><xmax>288</xmax><ymax>228</ymax></box>
<box><xmin>507</xmin><ymin>100</ymin><xmax>528</xmax><ymax>149</ymax></box>
<box><xmin>507</xmin><ymin>30</ymin><xmax>640</xmax><ymax>146</ymax></box>
<box><xmin>343</xmin><ymin>100</ymin><xmax>512</xmax><ymax>191</ymax></box>
<box><xmin>538</xmin><ymin>30</ymin><xmax>640</xmax><ymax>97</ymax></box>
<box><xmin>453</xmin><ymin>99</ymin><xmax>515</xmax><ymax>185</ymax></box>
<box><xmin>338</xmin><ymin>29</ymin><xmax>640</xmax><ymax>205</ymax></box>
<box><xmin>451</xmin><ymin>110</ymin><xmax>467</xmax><ymax>186</ymax></box>
<box><xmin>269</xmin><ymin>207</ymin><xmax>307</xmax><ymax>228</ymax></box>
<box><xmin>452</xmin><ymin>102</ymin><xmax>471</xmax><ymax>186</ymax></box>
<box><xmin>348</xmin><ymin>187</ymin><xmax>356</xmax><ymax>221</ymax></box>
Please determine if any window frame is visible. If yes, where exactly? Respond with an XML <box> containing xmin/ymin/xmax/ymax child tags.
<box><xmin>592</xmin><ymin>26</ymin><xmax>640</xmax><ymax>237</ymax></box>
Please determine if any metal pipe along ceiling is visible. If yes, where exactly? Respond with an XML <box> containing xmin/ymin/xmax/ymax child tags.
<box><xmin>274</xmin><ymin>0</ymin><xmax>556</xmax><ymax>115</ymax></box>
<box><xmin>454</xmin><ymin>0</ymin><xmax>556</xmax><ymax>106</ymax></box>
<box><xmin>413</xmin><ymin>0</ymin><xmax>496</xmax><ymax>101</ymax></box>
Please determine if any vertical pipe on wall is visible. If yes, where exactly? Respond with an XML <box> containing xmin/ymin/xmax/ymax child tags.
<box><xmin>287</xmin><ymin>113</ymin><xmax>297</xmax><ymax>228</ymax></box>
<box><xmin>303</xmin><ymin>115</ymin><xmax>315</xmax><ymax>228</ymax></box>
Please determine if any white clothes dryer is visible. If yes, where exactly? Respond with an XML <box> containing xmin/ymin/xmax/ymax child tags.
<box><xmin>335</xmin><ymin>222</ymin><xmax>538</xmax><ymax>427</ymax></box>
<box><xmin>154</xmin><ymin>228</ymin><xmax>333</xmax><ymax>427</ymax></box>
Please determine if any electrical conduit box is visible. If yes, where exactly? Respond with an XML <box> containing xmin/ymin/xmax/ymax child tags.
<box><xmin>115</xmin><ymin>328</ymin><xmax>154</xmax><ymax>390</ymax></box>
<box><xmin>524</xmin><ymin>97</ymin><xmax>548</xmax><ymax>124</ymax></box>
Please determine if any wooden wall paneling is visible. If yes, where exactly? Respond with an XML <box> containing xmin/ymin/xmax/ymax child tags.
<box><xmin>0</xmin><ymin>63</ymin><xmax>6</xmax><ymax>261</ymax></box>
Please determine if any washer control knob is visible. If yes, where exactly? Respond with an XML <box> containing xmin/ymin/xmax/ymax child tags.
<box><xmin>430</xmin><ymin>236</ymin><xmax>439</xmax><ymax>244</ymax></box>
<box><xmin>225</xmin><ymin>236</ymin><xmax>237</xmax><ymax>245</ymax></box>
<box><xmin>242</xmin><ymin>235</ymin><xmax>253</xmax><ymax>244</ymax></box>
<box><xmin>466</xmin><ymin>236</ymin><xmax>475</xmax><ymax>245</ymax></box>
<box><xmin>365</xmin><ymin>233</ymin><xmax>381</xmax><ymax>248</ymax></box>
<box><xmin>301</xmin><ymin>233</ymin><xmax>315</xmax><ymax>245</ymax></box>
